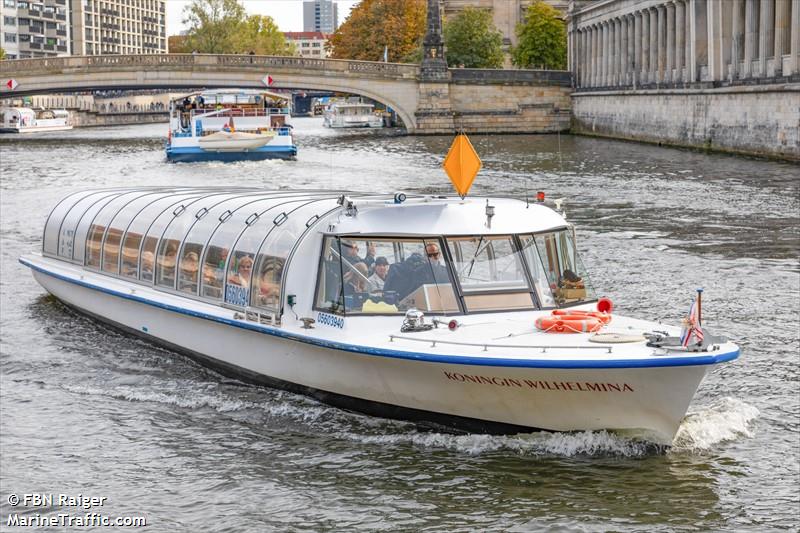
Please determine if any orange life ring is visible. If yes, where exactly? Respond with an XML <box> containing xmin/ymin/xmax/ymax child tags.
<box><xmin>551</xmin><ymin>309</ymin><xmax>612</xmax><ymax>324</ymax></box>
<box><xmin>535</xmin><ymin>315</ymin><xmax>603</xmax><ymax>334</ymax></box>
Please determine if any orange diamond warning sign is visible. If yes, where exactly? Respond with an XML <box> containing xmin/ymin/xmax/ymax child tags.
<box><xmin>443</xmin><ymin>134</ymin><xmax>482</xmax><ymax>198</ymax></box>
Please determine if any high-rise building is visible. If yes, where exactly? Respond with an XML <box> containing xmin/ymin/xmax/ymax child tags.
<box><xmin>303</xmin><ymin>0</ymin><xmax>338</xmax><ymax>34</ymax></box>
<box><xmin>0</xmin><ymin>0</ymin><xmax>71</xmax><ymax>59</ymax></box>
<box><xmin>70</xmin><ymin>0</ymin><xmax>166</xmax><ymax>56</ymax></box>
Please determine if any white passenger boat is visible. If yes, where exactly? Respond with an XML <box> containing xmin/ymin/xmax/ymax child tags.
<box><xmin>0</xmin><ymin>107</ymin><xmax>72</xmax><ymax>133</ymax></box>
<box><xmin>323</xmin><ymin>100</ymin><xmax>383</xmax><ymax>128</ymax></box>
<box><xmin>21</xmin><ymin>186</ymin><xmax>739</xmax><ymax>444</ymax></box>
<box><xmin>165</xmin><ymin>90</ymin><xmax>296</xmax><ymax>162</ymax></box>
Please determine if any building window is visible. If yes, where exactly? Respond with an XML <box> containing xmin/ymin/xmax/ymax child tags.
<box><xmin>3</xmin><ymin>0</ymin><xmax>15</xmax><ymax>7</ymax></box>
<box><xmin>3</xmin><ymin>16</ymin><xmax>16</xmax><ymax>25</ymax></box>
<box><xmin>4</xmin><ymin>32</ymin><xmax>17</xmax><ymax>43</ymax></box>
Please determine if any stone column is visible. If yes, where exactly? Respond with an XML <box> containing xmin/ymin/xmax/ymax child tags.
<box><xmin>627</xmin><ymin>14</ymin><xmax>635</xmax><ymax>85</ymax></box>
<box><xmin>641</xmin><ymin>10</ymin><xmax>650</xmax><ymax>83</ymax></box>
<box><xmin>743</xmin><ymin>0</ymin><xmax>758</xmax><ymax>78</ymax></box>
<box><xmin>604</xmin><ymin>20</ymin><xmax>611</xmax><ymax>86</ymax></box>
<box><xmin>774</xmin><ymin>0</ymin><xmax>791</xmax><ymax>75</ymax></box>
<box><xmin>789</xmin><ymin>0</ymin><xmax>798</xmax><ymax>76</ymax></box>
<box><xmin>634</xmin><ymin>12</ymin><xmax>642</xmax><ymax>86</ymax></box>
<box><xmin>615</xmin><ymin>18</ymin><xmax>623</xmax><ymax>85</ymax></box>
<box><xmin>582</xmin><ymin>29</ymin><xmax>589</xmax><ymax>87</ymax></box>
<box><xmin>759</xmin><ymin>0</ymin><xmax>775</xmax><ymax>76</ymax></box>
<box><xmin>649</xmin><ymin>8</ymin><xmax>659</xmax><ymax>83</ymax></box>
<box><xmin>590</xmin><ymin>24</ymin><xmax>600</xmax><ymax>87</ymax></box>
<box><xmin>676</xmin><ymin>0</ymin><xmax>686</xmax><ymax>82</ymax></box>
<box><xmin>707</xmin><ymin>0</ymin><xmax>731</xmax><ymax>81</ymax></box>
<box><xmin>691</xmin><ymin>0</ymin><xmax>709</xmax><ymax>81</ymax></box>
<box><xmin>685</xmin><ymin>0</ymin><xmax>693</xmax><ymax>79</ymax></box>
<box><xmin>657</xmin><ymin>5</ymin><xmax>667</xmax><ymax>83</ymax></box>
<box><xmin>666</xmin><ymin>2</ymin><xmax>676</xmax><ymax>82</ymax></box>
<box><xmin>731</xmin><ymin>0</ymin><xmax>745</xmax><ymax>79</ymax></box>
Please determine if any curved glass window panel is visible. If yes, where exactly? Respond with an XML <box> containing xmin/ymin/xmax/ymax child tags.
<box><xmin>73</xmin><ymin>191</ymin><xmax>136</xmax><ymax>265</ymax></box>
<box><xmin>251</xmin><ymin>199</ymin><xmax>338</xmax><ymax>311</ymax></box>
<box><xmin>518</xmin><ymin>235</ymin><xmax>556</xmax><ymax>308</ymax></box>
<box><xmin>104</xmin><ymin>189</ymin><xmax>190</xmax><ymax>275</ymax></box>
<box><xmin>56</xmin><ymin>190</ymin><xmax>130</xmax><ymax>262</ymax></box>
<box><xmin>176</xmin><ymin>193</ymin><xmax>262</xmax><ymax>295</ymax></box>
<box><xmin>84</xmin><ymin>190</ymin><xmax>153</xmax><ymax>270</ymax></box>
<box><xmin>314</xmin><ymin>236</ymin><xmax>345</xmax><ymax>314</ymax></box>
<box><xmin>43</xmin><ymin>190</ymin><xmax>99</xmax><ymax>257</ymax></box>
<box><xmin>445</xmin><ymin>236</ymin><xmax>533</xmax><ymax>312</ymax></box>
<box><xmin>196</xmin><ymin>196</ymin><xmax>294</xmax><ymax>300</ymax></box>
<box><xmin>128</xmin><ymin>192</ymin><xmax>211</xmax><ymax>282</ymax></box>
<box><xmin>224</xmin><ymin>199</ymin><xmax>310</xmax><ymax>307</ymax></box>
<box><xmin>155</xmin><ymin>193</ymin><xmax>235</xmax><ymax>289</ymax></box>
<box><xmin>529</xmin><ymin>230</ymin><xmax>596</xmax><ymax>307</ymax></box>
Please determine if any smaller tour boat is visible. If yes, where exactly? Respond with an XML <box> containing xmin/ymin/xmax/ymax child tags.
<box><xmin>323</xmin><ymin>100</ymin><xmax>383</xmax><ymax>128</ymax></box>
<box><xmin>0</xmin><ymin>107</ymin><xmax>72</xmax><ymax>133</ymax></box>
<box><xmin>165</xmin><ymin>90</ymin><xmax>296</xmax><ymax>162</ymax></box>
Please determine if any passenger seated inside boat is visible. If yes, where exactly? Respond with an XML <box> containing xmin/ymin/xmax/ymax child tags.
<box><xmin>228</xmin><ymin>254</ymin><xmax>253</xmax><ymax>287</ymax></box>
<box><xmin>343</xmin><ymin>262</ymin><xmax>370</xmax><ymax>310</ymax></box>
<box><xmin>140</xmin><ymin>251</ymin><xmax>155</xmax><ymax>278</ymax></box>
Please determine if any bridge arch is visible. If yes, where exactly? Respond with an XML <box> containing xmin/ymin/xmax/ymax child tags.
<box><xmin>0</xmin><ymin>54</ymin><xmax>422</xmax><ymax>131</ymax></box>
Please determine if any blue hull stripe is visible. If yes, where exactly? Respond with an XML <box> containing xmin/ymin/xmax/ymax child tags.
<box><xmin>166</xmin><ymin>144</ymin><xmax>297</xmax><ymax>162</ymax></box>
<box><xmin>20</xmin><ymin>258</ymin><xmax>740</xmax><ymax>370</ymax></box>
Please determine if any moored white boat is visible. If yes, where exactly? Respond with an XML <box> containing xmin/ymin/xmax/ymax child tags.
<box><xmin>0</xmin><ymin>107</ymin><xmax>72</xmax><ymax>133</ymax></box>
<box><xmin>21</xmin><ymin>186</ymin><xmax>739</xmax><ymax>445</ymax></box>
<box><xmin>323</xmin><ymin>101</ymin><xmax>383</xmax><ymax>128</ymax></box>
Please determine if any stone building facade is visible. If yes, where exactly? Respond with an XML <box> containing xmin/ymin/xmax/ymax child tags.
<box><xmin>568</xmin><ymin>0</ymin><xmax>799</xmax><ymax>88</ymax></box>
<box><xmin>566</xmin><ymin>0</ymin><xmax>799</xmax><ymax>160</ymax></box>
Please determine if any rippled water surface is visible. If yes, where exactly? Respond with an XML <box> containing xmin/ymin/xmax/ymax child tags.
<box><xmin>1</xmin><ymin>120</ymin><xmax>798</xmax><ymax>531</ymax></box>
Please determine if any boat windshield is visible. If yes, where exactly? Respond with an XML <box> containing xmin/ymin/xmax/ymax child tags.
<box><xmin>315</xmin><ymin>230</ymin><xmax>596</xmax><ymax>315</ymax></box>
<box><xmin>519</xmin><ymin>230</ymin><xmax>596</xmax><ymax>307</ymax></box>
<box><xmin>314</xmin><ymin>236</ymin><xmax>459</xmax><ymax>315</ymax></box>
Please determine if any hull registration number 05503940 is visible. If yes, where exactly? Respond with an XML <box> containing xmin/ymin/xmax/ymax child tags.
<box><xmin>317</xmin><ymin>312</ymin><xmax>344</xmax><ymax>329</ymax></box>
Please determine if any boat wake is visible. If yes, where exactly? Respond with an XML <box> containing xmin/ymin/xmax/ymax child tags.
<box><xmin>58</xmin><ymin>375</ymin><xmax>758</xmax><ymax>459</ymax></box>
<box><xmin>671</xmin><ymin>397</ymin><xmax>760</xmax><ymax>452</ymax></box>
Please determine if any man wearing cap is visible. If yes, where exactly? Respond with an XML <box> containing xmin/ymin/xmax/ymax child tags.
<box><xmin>367</xmin><ymin>256</ymin><xmax>389</xmax><ymax>292</ymax></box>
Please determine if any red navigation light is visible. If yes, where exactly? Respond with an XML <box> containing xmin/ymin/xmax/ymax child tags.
<box><xmin>448</xmin><ymin>319</ymin><xmax>460</xmax><ymax>331</ymax></box>
<box><xmin>536</xmin><ymin>191</ymin><xmax>545</xmax><ymax>202</ymax></box>
<box><xmin>597</xmin><ymin>297</ymin><xmax>614</xmax><ymax>313</ymax></box>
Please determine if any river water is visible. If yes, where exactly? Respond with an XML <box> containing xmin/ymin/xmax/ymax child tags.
<box><xmin>1</xmin><ymin>120</ymin><xmax>798</xmax><ymax>531</ymax></box>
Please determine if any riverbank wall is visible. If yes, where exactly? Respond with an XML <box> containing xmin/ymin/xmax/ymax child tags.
<box><xmin>571</xmin><ymin>84</ymin><xmax>800</xmax><ymax>161</ymax></box>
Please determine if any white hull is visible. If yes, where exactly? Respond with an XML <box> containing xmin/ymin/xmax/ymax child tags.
<box><xmin>0</xmin><ymin>124</ymin><xmax>73</xmax><ymax>133</ymax></box>
<box><xmin>26</xmin><ymin>257</ymin><xmax>722</xmax><ymax>444</ymax></box>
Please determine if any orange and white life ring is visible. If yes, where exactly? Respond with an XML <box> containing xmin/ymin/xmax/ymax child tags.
<box><xmin>535</xmin><ymin>315</ymin><xmax>604</xmax><ymax>334</ymax></box>
<box><xmin>551</xmin><ymin>309</ymin><xmax>612</xmax><ymax>324</ymax></box>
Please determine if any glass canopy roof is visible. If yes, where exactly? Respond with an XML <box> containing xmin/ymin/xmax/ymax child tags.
<box><xmin>43</xmin><ymin>188</ymin><xmax>343</xmax><ymax>312</ymax></box>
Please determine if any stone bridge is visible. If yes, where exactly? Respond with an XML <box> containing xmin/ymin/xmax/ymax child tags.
<box><xmin>0</xmin><ymin>54</ymin><xmax>572</xmax><ymax>134</ymax></box>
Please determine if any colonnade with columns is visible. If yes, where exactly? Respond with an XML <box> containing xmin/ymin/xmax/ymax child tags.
<box><xmin>567</xmin><ymin>0</ymin><xmax>800</xmax><ymax>89</ymax></box>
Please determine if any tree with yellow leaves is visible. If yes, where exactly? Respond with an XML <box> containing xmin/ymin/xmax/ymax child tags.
<box><xmin>328</xmin><ymin>0</ymin><xmax>426</xmax><ymax>62</ymax></box>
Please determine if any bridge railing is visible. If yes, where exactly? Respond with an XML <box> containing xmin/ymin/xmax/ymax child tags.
<box><xmin>0</xmin><ymin>54</ymin><xmax>421</xmax><ymax>80</ymax></box>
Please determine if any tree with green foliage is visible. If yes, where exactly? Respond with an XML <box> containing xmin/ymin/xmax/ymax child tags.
<box><xmin>444</xmin><ymin>7</ymin><xmax>503</xmax><ymax>68</ymax></box>
<box><xmin>0</xmin><ymin>47</ymin><xmax>6</xmax><ymax>60</ymax></box>
<box><xmin>512</xmin><ymin>0</ymin><xmax>567</xmax><ymax>70</ymax></box>
<box><xmin>328</xmin><ymin>0</ymin><xmax>426</xmax><ymax>62</ymax></box>
<box><xmin>233</xmin><ymin>15</ymin><xmax>295</xmax><ymax>55</ymax></box>
<box><xmin>182</xmin><ymin>0</ymin><xmax>247</xmax><ymax>53</ymax></box>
